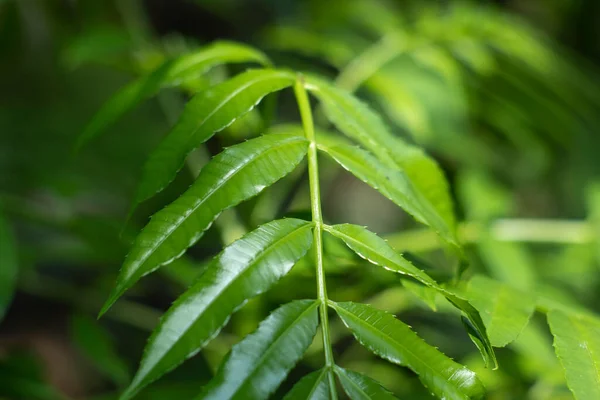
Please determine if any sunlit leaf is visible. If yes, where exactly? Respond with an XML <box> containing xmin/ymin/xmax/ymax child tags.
<box><xmin>0</xmin><ymin>208</ymin><xmax>17</xmax><ymax>321</ymax></box>
<box><xmin>324</xmin><ymin>223</ymin><xmax>496</xmax><ymax>368</ymax></box>
<box><xmin>77</xmin><ymin>41</ymin><xmax>270</xmax><ymax>148</ymax></box>
<box><xmin>305</xmin><ymin>76</ymin><xmax>456</xmax><ymax>246</ymax></box>
<box><xmin>135</xmin><ymin>69</ymin><xmax>295</xmax><ymax>206</ymax></box>
<box><xmin>70</xmin><ymin>314</ymin><xmax>130</xmax><ymax>386</ymax></box>
<box><xmin>198</xmin><ymin>300</ymin><xmax>319</xmax><ymax>399</ymax></box>
<box><xmin>316</xmin><ymin>140</ymin><xmax>445</xmax><ymax>241</ymax></box>
<box><xmin>548</xmin><ymin>310</ymin><xmax>600</xmax><ymax>400</ymax></box>
<box><xmin>283</xmin><ymin>369</ymin><xmax>331</xmax><ymax>400</ymax></box>
<box><xmin>120</xmin><ymin>218</ymin><xmax>313</xmax><ymax>400</ymax></box>
<box><xmin>331</xmin><ymin>301</ymin><xmax>485</xmax><ymax>400</ymax></box>
<box><xmin>324</xmin><ymin>224</ymin><xmax>437</xmax><ymax>286</ymax></box>
<box><xmin>335</xmin><ymin>366</ymin><xmax>397</xmax><ymax>400</ymax></box>
<box><xmin>101</xmin><ymin>134</ymin><xmax>308</xmax><ymax>314</ymax></box>
<box><xmin>466</xmin><ymin>275</ymin><xmax>535</xmax><ymax>347</ymax></box>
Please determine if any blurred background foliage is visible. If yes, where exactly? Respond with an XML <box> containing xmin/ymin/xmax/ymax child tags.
<box><xmin>1</xmin><ymin>0</ymin><xmax>600</xmax><ymax>399</ymax></box>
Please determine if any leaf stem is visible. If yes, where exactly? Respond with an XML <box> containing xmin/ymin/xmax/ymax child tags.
<box><xmin>294</xmin><ymin>76</ymin><xmax>338</xmax><ymax>399</ymax></box>
<box><xmin>385</xmin><ymin>219</ymin><xmax>595</xmax><ymax>253</ymax></box>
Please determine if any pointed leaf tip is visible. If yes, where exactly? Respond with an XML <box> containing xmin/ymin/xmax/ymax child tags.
<box><xmin>199</xmin><ymin>300</ymin><xmax>319</xmax><ymax>399</ymax></box>
<box><xmin>77</xmin><ymin>41</ymin><xmax>271</xmax><ymax>149</ymax></box>
<box><xmin>331</xmin><ymin>301</ymin><xmax>485</xmax><ymax>399</ymax></box>
<box><xmin>133</xmin><ymin>68</ymin><xmax>296</xmax><ymax>207</ymax></box>
<box><xmin>121</xmin><ymin>218</ymin><xmax>314</xmax><ymax>398</ymax></box>
<box><xmin>102</xmin><ymin>133</ymin><xmax>308</xmax><ymax>311</ymax></box>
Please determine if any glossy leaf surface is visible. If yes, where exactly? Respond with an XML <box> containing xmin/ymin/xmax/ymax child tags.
<box><xmin>121</xmin><ymin>219</ymin><xmax>313</xmax><ymax>400</ymax></box>
<box><xmin>466</xmin><ymin>275</ymin><xmax>535</xmax><ymax>347</ymax></box>
<box><xmin>324</xmin><ymin>223</ymin><xmax>437</xmax><ymax>286</ymax></box>
<box><xmin>283</xmin><ymin>369</ymin><xmax>331</xmax><ymax>400</ymax></box>
<box><xmin>331</xmin><ymin>301</ymin><xmax>485</xmax><ymax>400</ymax></box>
<box><xmin>135</xmin><ymin>69</ymin><xmax>295</xmax><ymax>205</ymax></box>
<box><xmin>305</xmin><ymin>76</ymin><xmax>456</xmax><ymax>245</ymax></box>
<box><xmin>0</xmin><ymin>209</ymin><xmax>17</xmax><ymax>321</ymax></box>
<box><xmin>324</xmin><ymin>223</ymin><xmax>495</xmax><ymax>368</ymax></box>
<box><xmin>199</xmin><ymin>300</ymin><xmax>319</xmax><ymax>400</ymax></box>
<box><xmin>548</xmin><ymin>309</ymin><xmax>600</xmax><ymax>400</ymax></box>
<box><xmin>316</xmin><ymin>140</ymin><xmax>436</xmax><ymax>236</ymax></box>
<box><xmin>77</xmin><ymin>41</ymin><xmax>270</xmax><ymax>148</ymax></box>
<box><xmin>335</xmin><ymin>367</ymin><xmax>397</xmax><ymax>400</ymax></box>
<box><xmin>101</xmin><ymin>134</ymin><xmax>308</xmax><ymax>313</ymax></box>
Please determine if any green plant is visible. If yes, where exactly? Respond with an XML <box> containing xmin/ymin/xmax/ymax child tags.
<box><xmin>81</xmin><ymin>40</ymin><xmax>500</xmax><ymax>399</ymax></box>
<box><xmin>3</xmin><ymin>1</ymin><xmax>600</xmax><ymax>399</ymax></box>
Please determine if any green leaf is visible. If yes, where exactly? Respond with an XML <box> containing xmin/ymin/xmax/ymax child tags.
<box><xmin>198</xmin><ymin>300</ymin><xmax>319</xmax><ymax>400</ymax></box>
<box><xmin>402</xmin><ymin>280</ymin><xmax>438</xmax><ymax>311</ymax></box>
<box><xmin>315</xmin><ymin>136</ymin><xmax>455</xmax><ymax>249</ymax></box>
<box><xmin>120</xmin><ymin>218</ymin><xmax>313</xmax><ymax>400</ymax></box>
<box><xmin>324</xmin><ymin>224</ymin><xmax>437</xmax><ymax>287</ymax></box>
<box><xmin>315</xmin><ymin>140</ymin><xmax>430</xmax><ymax>232</ymax></box>
<box><xmin>0</xmin><ymin>208</ymin><xmax>18</xmax><ymax>321</ymax></box>
<box><xmin>77</xmin><ymin>41</ymin><xmax>270</xmax><ymax>148</ymax></box>
<box><xmin>283</xmin><ymin>369</ymin><xmax>331</xmax><ymax>400</ymax></box>
<box><xmin>335</xmin><ymin>366</ymin><xmax>397</xmax><ymax>400</ymax></box>
<box><xmin>305</xmin><ymin>76</ymin><xmax>456</xmax><ymax>246</ymax></box>
<box><xmin>134</xmin><ymin>68</ymin><xmax>295</xmax><ymax>206</ymax></box>
<box><xmin>477</xmin><ymin>238</ymin><xmax>536</xmax><ymax>292</ymax></box>
<box><xmin>101</xmin><ymin>134</ymin><xmax>308</xmax><ymax>314</ymax></box>
<box><xmin>466</xmin><ymin>275</ymin><xmax>535</xmax><ymax>347</ymax></box>
<box><xmin>548</xmin><ymin>310</ymin><xmax>600</xmax><ymax>400</ymax></box>
<box><xmin>331</xmin><ymin>301</ymin><xmax>485</xmax><ymax>400</ymax></box>
<box><xmin>324</xmin><ymin>223</ymin><xmax>496</xmax><ymax>368</ymax></box>
<box><xmin>70</xmin><ymin>313</ymin><xmax>130</xmax><ymax>386</ymax></box>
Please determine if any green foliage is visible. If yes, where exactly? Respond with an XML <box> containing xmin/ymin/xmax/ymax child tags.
<box><xmin>334</xmin><ymin>367</ymin><xmax>397</xmax><ymax>400</ymax></box>
<box><xmin>283</xmin><ymin>369</ymin><xmax>330</xmax><ymax>400</ymax></box>
<box><xmin>100</xmin><ymin>134</ymin><xmax>309</xmax><ymax>314</ymax></box>
<box><xmin>121</xmin><ymin>219</ymin><xmax>313</xmax><ymax>399</ymax></box>
<box><xmin>133</xmin><ymin>69</ymin><xmax>295</xmax><ymax>207</ymax></box>
<box><xmin>548</xmin><ymin>310</ymin><xmax>600</xmax><ymax>399</ymax></box>
<box><xmin>199</xmin><ymin>300</ymin><xmax>319</xmax><ymax>400</ymax></box>
<box><xmin>331</xmin><ymin>301</ymin><xmax>485</xmax><ymax>399</ymax></box>
<box><xmin>306</xmin><ymin>77</ymin><xmax>457</xmax><ymax>246</ymax></box>
<box><xmin>76</xmin><ymin>41</ymin><xmax>271</xmax><ymax>149</ymax></box>
<box><xmin>80</xmin><ymin>33</ymin><xmax>500</xmax><ymax>397</ymax></box>
<box><xmin>466</xmin><ymin>275</ymin><xmax>535</xmax><ymax>347</ymax></box>
<box><xmin>3</xmin><ymin>1</ymin><xmax>600</xmax><ymax>399</ymax></box>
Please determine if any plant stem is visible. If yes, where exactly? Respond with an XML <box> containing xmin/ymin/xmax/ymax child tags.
<box><xmin>385</xmin><ymin>219</ymin><xmax>595</xmax><ymax>253</ymax></box>
<box><xmin>294</xmin><ymin>76</ymin><xmax>338</xmax><ymax>399</ymax></box>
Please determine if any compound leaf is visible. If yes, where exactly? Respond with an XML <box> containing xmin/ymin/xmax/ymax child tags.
<box><xmin>120</xmin><ymin>218</ymin><xmax>313</xmax><ymax>400</ymax></box>
<box><xmin>134</xmin><ymin>69</ymin><xmax>295</xmax><ymax>206</ymax></box>
<box><xmin>283</xmin><ymin>369</ymin><xmax>332</xmax><ymax>400</ymax></box>
<box><xmin>198</xmin><ymin>300</ymin><xmax>319</xmax><ymax>400</ymax></box>
<box><xmin>335</xmin><ymin>367</ymin><xmax>397</xmax><ymax>400</ymax></box>
<box><xmin>324</xmin><ymin>223</ymin><xmax>495</xmax><ymax>368</ymax></box>
<box><xmin>77</xmin><ymin>41</ymin><xmax>270</xmax><ymax>148</ymax></box>
<box><xmin>331</xmin><ymin>301</ymin><xmax>485</xmax><ymax>400</ymax></box>
<box><xmin>305</xmin><ymin>77</ymin><xmax>456</xmax><ymax>246</ymax></box>
<box><xmin>316</xmin><ymin>137</ymin><xmax>454</xmax><ymax>247</ymax></box>
<box><xmin>101</xmin><ymin>134</ymin><xmax>308</xmax><ymax>314</ymax></box>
